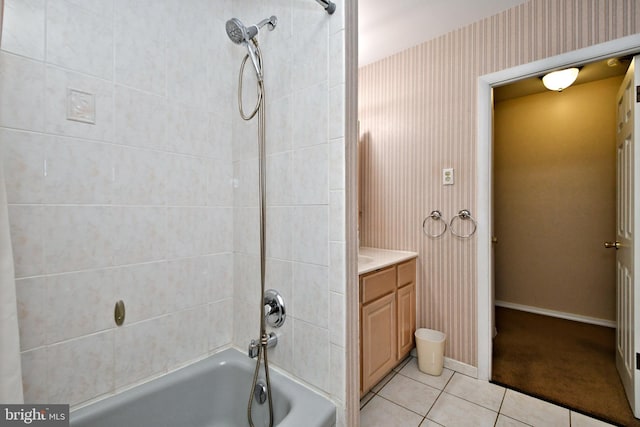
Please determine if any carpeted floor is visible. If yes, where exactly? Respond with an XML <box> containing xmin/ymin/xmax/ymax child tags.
<box><xmin>492</xmin><ymin>307</ymin><xmax>640</xmax><ymax>427</ymax></box>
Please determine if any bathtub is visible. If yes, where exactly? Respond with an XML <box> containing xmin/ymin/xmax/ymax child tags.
<box><xmin>70</xmin><ymin>348</ymin><xmax>335</xmax><ymax>427</ymax></box>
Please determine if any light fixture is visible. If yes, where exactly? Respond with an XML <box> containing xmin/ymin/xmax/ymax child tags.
<box><xmin>542</xmin><ymin>68</ymin><xmax>579</xmax><ymax>92</ymax></box>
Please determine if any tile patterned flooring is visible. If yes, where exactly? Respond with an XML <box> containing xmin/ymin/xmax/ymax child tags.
<box><xmin>360</xmin><ymin>356</ymin><xmax>616</xmax><ymax>427</ymax></box>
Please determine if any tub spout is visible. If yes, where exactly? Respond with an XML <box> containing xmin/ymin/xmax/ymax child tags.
<box><xmin>248</xmin><ymin>332</ymin><xmax>278</xmax><ymax>358</ymax></box>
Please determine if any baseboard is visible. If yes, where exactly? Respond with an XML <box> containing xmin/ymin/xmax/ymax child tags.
<box><xmin>410</xmin><ymin>348</ymin><xmax>478</xmax><ymax>378</ymax></box>
<box><xmin>495</xmin><ymin>300</ymin><xmax>616</xmax><ymax>328</ymax></box>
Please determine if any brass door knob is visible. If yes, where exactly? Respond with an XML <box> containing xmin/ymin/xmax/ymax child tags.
<box><xmin>604</xmin><ymin>241</ymin><xmax>621</xmax><ymax>249</ymax></box>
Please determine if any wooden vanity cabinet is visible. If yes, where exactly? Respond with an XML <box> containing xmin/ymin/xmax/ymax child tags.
<box><xmin>360</xmin><ymin>258</ymin><xmax>417</xmax><ymax>395</ymax></box>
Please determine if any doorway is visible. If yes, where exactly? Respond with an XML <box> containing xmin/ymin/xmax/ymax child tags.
<box><xmin>490</xmin><ymin>67</ymin><xmax>627</xmax><ymax>423</ymax></box>
<box><xmin>476</xmin><ymin>32</ymin><xmax>640</xmax><ymax>421</ymax></box>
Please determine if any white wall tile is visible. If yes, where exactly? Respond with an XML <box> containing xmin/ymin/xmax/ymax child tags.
<box><xmin>266</xmin><ymin>95</ymin><xmax>293</xmax><ymax>155</ymax></box>
<box><xmin>166</xmin><ymin>154</ymin><xmax>208</xmax><ymax>206</ymax></box>
<box><xmin>266</xmin><ymin>207</ymin><xmax>292</xmax><ymax>260</ymax></box>
<box><xmin>114</xmin><ymin>85</ymin><xmax>166</xmax><ymax>150</ymax></box>
<box><xmin>329</xmin><ymin>242</ymin><xmax>346</xmax><ymax>294</ymax></box>
<box><xmin>329</xmin><ymin>30</ymin><xmax>345</xmax><ymax>88</ymax></box>
<box><xmin>233</xmin><ymin>159</ymin><xmax>258</xmax><ymax>207</ymax></box>
<box><xmin>263</xmin><ymin>42</ymin><xmax>293</xmax><ymax>103</ymax></box>
<box><xmin>330</xmin><ymin>343</ymin><xmax>346</xmax><ymax>402</ymax></box>
<box><xmin>47</xmin><ymin>268</ymin><xmax>115</xmax><ymax>344</ymax></box>
<box><xmin>166</xmin><ymin>33</ymin><xmax>209</xmax><ymax>110</ymax></box>
<box><xmin>292</xmin><ymin>5</ymin><xmax>329</xmax><ymax>91</ymax></box>
<box><xmin>114</xmin><ymin>0</ymin><xmax>166</xmax><ymax>95</ymax></box>
<box><xmin>207</xmin><ymin>158</ymin><xmax>233</xmax><ymax>207</ymax></box>
<box><xmin>232</xmin><ymin>113</ymin><xmax>258</xmax><ymax>162</ymax></box>
<box><xmin>113</xmin><ymin>146</ymin><xmax>167</xmax><ymax>206</ymax></box>
<box><xmin>208</xmin><ymin>113</ymin><xmax>232</xmax><ymax>162</ymax></box>
<box><xmin>21</xmin><ymin>348</ymin><xmax>48</xmax><ymax>404</ymax></box>
<box><xmin>330</xmin><ymin>190</ymin><xmax>345</xmax><ymax>241</ymax></box>
<box><xmin>233</xmin><ymin>207</ymin><xmax>259</xmax><ymax>256</ymax></box>
<box><xmin>63</xmin><ymin>0</ymin><xmax>114</xmax><ymax>17</ymax></box>
<box><xmin>233</xmin><ymin>253</ymin><xmax>259</xmax><ymax>347</ymax></box>
<box><xmin>166</xmin><ymin>307</ymin><xmax>209</xmax><ymax>368</ymax></box>
<box><xmin>45</xmin><ymin>66</ymin><xmax>114</xmax><ymax>142</ymax></box>
<box><xmin>46</xmin><ymin>0</ymin><xmax>113</xmax><ymax>79</ymax></box>
<box><xmin>0</xmin><ymin>128</ymin><xmax>49</xmax><ymax>204</ymax></box>
<box><xmin>206</xmin><ymin>33</ymin><xmax>233</xmax><ymax>115</ymax></box>
<box><xmin>43</xmin><ymin>137</ymin><xmax>114</xmax><ymax>204</ymax></box>
<box><xmin>293</xmin><ymin>262</ymin><xmax>328</xmax><ymax>328</ymax></box>
<box><xmin>293</xmin><ymin>144</ymin><xmax>328</xmax><ymax>205</ymax></box>
<box><xmin>329</xmin><ymin>138</ymin><xmax>345</xmax><ymax>191</ymax></box>
<box><xmin>115</xmin><ymin>262</ymin><xmax>168</xmax><ymax>323</ymax></box>
<box><xmin>292</xmin><ymin>206</ymin><xmax>329</xmax><ymax>265</ymax></box>
<box><xmin>293</xmin><ymin>82</ymin><xmax>328</xmax><ymax>149</ymax></box>
<box><xmin>210</xmin><ymin>207</ymin><xmax>233</xmax><ymax>254</ymax></box>
<box><xmin>329</xmin><ymin>291</ymin><xmax>345</xmax><ymax>346</ymax></box>
<box><xmin>47</xmin><ymin>332</ymin><xmax>114</xmax><ymax>405</ymax></box>
<box><xmin>266</xmin><ymin>152</ymin><xmax>292</xmax><ymax>206</ymax></box>
<box><xmin>209</xmin><ymin>253</ymin><xmax>234</xmax><ymax>301</ymax></box>
<box><xmin>209</xmin><ymin>299</ymin><xmax>233</xmax><ymax>350</ymax></box>
<box><xmin>43</xmin><ymin>206</ymin><xmax>115</xmax><ymax>273</ymax></box>
<box><xmin>0</xmin><ymin>52</ymin><xmax>45</xmax><ymax>131</ymax></box>
<box><xmin>166</xmin><ymin>207</ymin><xmax>210</xmax><ymax>259</ymax></box>
<box><xmin>0</xmin><ymin>0</ymin><xmax>45</xmax><ymax>60</ymax></box>
<box><xmin>167</xmin><ymin>256</ymin><xmax>209</xmax><ymax>312</ymax></box>
<box><xmin>266</xmin><ymin>315</ymin><xmax>293</xmax><ymax>370</ymax></box>
<box><xmin>15</xmin><ymin>277</ymin><xmax>48</xmax><ymax>351</ymax></box>
<box><xmin>292</xmin><ymin>319</ymin><xmax>329</xmax><ymax>392</ymax></box>
<box><xmin>114</xmin><ymin>316</ymin><xmax>168</xmax><ymax>388</ymax></box>
<box><xmin>166</xmin><ymin>104</ymin><xmax>209</xmax><ymax>156</ymax></box>
<box><xmin>113</xmin><ymin>207</ymin><xmax>166</xmax><ymax>265</ymax></box>
<box><xmin>8</xmin><ymin>205</ymin><xmax>44</xmax><ymax>278</ymax></box>
<box><xmin>329</xmin><ymin>84</ymin><xmax>345</xmax><ymax>139</ymax></box>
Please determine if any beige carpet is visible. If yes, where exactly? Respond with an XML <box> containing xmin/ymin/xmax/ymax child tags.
<box><xmin>492</xmin><ymin>307</ymin><xmax>639</xmax><ymax>427</ymax></box>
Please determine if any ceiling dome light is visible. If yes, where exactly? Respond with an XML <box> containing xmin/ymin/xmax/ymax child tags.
<box><xmin>542</xmin><ymin>68</ymin><xmax>579</xmax><ymax>92</ymax></box>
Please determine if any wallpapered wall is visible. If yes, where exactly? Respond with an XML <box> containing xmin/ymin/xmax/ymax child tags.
<box><xmin>359</xmin><ymin>0</ymin><xmax>640</xmax><ymax>365</ymax></box>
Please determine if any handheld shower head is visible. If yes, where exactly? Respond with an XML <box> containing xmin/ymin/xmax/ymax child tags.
<box><xmin>225</xmin><ymin>16</ymin><xmax>278</xmax><ymax>82</ymax></box>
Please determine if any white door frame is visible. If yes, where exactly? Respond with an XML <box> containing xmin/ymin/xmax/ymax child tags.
<box><xmin>476</xmin><ymin>33</ymin><xmax>640</xmax><ymax>381</ymax></box>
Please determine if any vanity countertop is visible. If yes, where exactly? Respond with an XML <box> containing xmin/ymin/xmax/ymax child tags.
<box><xmin>358</xmin><ymin>247</ymin><xmax>418</xmax><ymax>275</ymax></box>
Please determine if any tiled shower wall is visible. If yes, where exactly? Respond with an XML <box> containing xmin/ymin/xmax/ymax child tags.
<box><xmin>230</xmin><ymin>0</ymin><xmax>347</xmax><ymax>422</ymax></box>
<box><xmin>1</xmin><ymin>0</ymin><xmax>236</xmax><ymax>406</ymax></box>
<box><xmin>358</xmin><ymin>0</ymin><xmax>640</xmax><ymax>366</ymax></box>
<box><xmin>0</xmin><ymin>0</ymin><xmax>347</xmax><ymax>418</ymax></box>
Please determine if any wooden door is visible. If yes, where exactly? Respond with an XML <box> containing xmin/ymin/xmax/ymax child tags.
<box><xmin>616</xmin><ymin>56</ymin><xmax>640</xmax><ymax>417</ymax></box>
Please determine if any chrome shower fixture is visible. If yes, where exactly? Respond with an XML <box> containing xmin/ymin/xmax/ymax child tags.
<box><xmin>225</xmin><ymin>16</ymin><xmax>277</xmax><ymax>81</ymax></box>
<box><xmin>315</xmin><ymin>0</ymin><xmax>336</xmax><ymax>14</ymax></box>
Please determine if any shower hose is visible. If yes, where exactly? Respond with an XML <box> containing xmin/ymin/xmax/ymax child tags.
<box><xmin>237</xmin><ymin>40</ymin><xmax>274</xmax><ymax>427</ymax></box>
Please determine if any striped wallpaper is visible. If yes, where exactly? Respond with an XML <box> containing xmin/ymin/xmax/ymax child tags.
<box><xmin>357</xmin><ymin>0</ymin><xmax>640</xmax><ymax>366</ymax></box>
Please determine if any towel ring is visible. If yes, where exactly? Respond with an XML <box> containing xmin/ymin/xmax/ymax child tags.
<box><xmin>450</xmin><ymin>209</ymin><xmax>477</xmax><ymax>238</ymax></box>
<box><xmin>422</xmin><ymin>210</ymin><xmax>447</xmax><ymax>238</ymax></box>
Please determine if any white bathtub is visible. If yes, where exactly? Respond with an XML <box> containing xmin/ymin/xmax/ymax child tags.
<box><xmin>70</xmin><ymin>348</ymin><xmax>335</xmax><ymax>427</ymax></box>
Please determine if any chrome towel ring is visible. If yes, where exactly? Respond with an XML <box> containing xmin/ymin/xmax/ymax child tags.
<box><xmin>422</xmin><ymin>210</ymin><xmax>447</xmax><ymax>238</ymax></box>
<box><xmin>450</xmin><ymin>209</ymin><xmax>477</xmax><ymax>238</ymax></box>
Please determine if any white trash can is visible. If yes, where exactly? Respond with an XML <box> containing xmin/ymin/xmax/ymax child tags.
<box><xmin>414</xmin><ymin>328</ymin><xmax>446</xmax><ymax>376</ymax></box>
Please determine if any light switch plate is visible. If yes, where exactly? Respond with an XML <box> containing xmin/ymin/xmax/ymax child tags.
<box><xmin>443</xmin><ymin>168</ymin><xmax>454</xmax><ymax>185</ymax></box>
<box><xmin>67</xmin><ymin>88</ymin><xmax>96</xmax><ymax>124</ymax></box>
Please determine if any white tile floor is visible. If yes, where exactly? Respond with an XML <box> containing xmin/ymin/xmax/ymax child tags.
<box><xmin>360</xmin><ymin>357</ymin><xmax>616</xmax><ymax>427</ymax></box>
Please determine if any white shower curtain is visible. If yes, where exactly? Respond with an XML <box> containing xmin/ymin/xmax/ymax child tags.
<box><xmin>0</xmin><ymin>0</ymin><xmax>25</xmax><ymax>404</ymax></box>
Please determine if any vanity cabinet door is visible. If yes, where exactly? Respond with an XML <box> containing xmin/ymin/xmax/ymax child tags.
<box><xmin>397</xmin><ymin>282</ymin><xmax>416</xmax><ymax>359</ymax></box>
<box><xmin>361</xmin><ymin>292</ymin><xmax>397</xmax><ymax>393</ymax></box>
<box><xmin>396</xmin><ymin>258</ymin><xmax>416</xmax><ymax>360</ymax></box>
